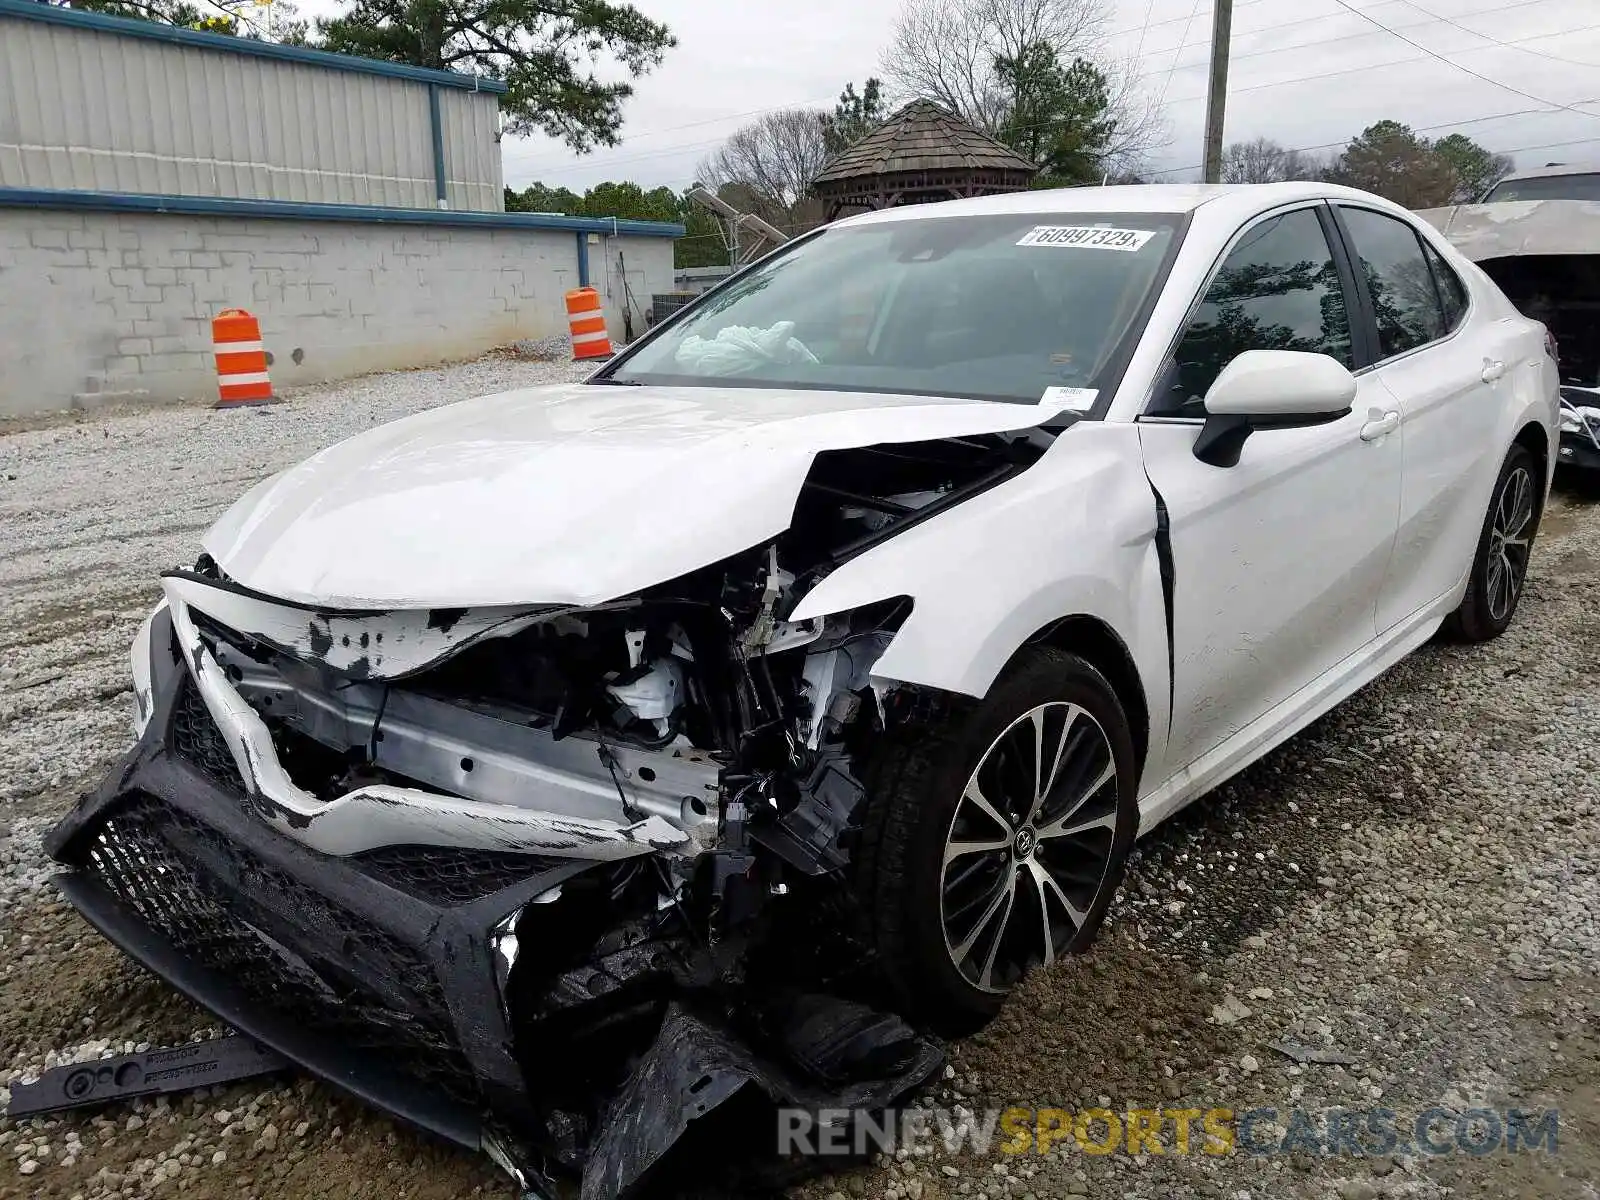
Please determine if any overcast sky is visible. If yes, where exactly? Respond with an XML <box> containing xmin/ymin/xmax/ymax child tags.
<box><xmin>317</xmin><ymin>0</ymin><xmax>1600</xmax><ymax>191</ymax></box>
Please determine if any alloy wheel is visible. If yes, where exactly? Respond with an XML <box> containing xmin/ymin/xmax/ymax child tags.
<box><xmin>1486</xmin><ymin>465</ymin><xmax>1535</xmax><ymax>623</ymax></box>
<box><xmin>939</xmin><ymin>702</ymin><xmax>1121</xmax><ymax>994</ymax></box>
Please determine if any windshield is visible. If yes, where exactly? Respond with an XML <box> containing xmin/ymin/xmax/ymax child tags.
<box><xmin>1483</xmin><ymin>172</ymin><xmax>1600</xmax><ymax>203</ymax></box>
<box><xmin>608</xmin><ymin>212</ymin><xmax>1182</xmax><ymax>404</ymax></box>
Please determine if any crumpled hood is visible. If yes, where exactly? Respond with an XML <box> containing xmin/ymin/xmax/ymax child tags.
<box><xmin>1416</xmin><ymin>198</ymin><xmax>1600</xmax><ymax>261</ymax></box>
<box><xmin>204</xmin><ymin>382</ymin><xmax>1067</xmax><ymax>609</ymax></box>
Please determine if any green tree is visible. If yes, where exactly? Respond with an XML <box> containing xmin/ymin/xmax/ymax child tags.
<box><xmin>317</xmin><ymin>0</ymin><xmax>674</xmax><ymax>151</ymax></box>
<box><xmin>674</xmin><ymin>200</ymin><xmax>727</xmax><ymax>270</ymax></box>
<box><xmin>823</xmin><ymin>78</ymin><xmax>886</xmax><ymax>155</ymax></box>
<box><xmin>881</xmin><ymin>0</ymin><xmax>1163</xmax><ymax>174</ymax></box>
<box><xmin>1432</xmin><ymin>133</ymin><xmax>1514</xmax><ymax>203</ymax></box>
<box><xmin>503</xmin><ymin>181</ymin><xmax>725</xmax><ymax>270</ymax></box>
<box><xmin>579</xmin><ymin>180</ymin><xmax>679</xmax><ymax>223</ymax></box>
<box><xmin>1324</xmin><ymin>121</ymin><xmax>1506</xmax><ymax>209</ymax></box>
<box><xmin>995</xmin><ymin>43</ymin><xmax>1114</xmax><ymax>185</ymax></box>
<box><xmin>503</xmin><ymin>182</ymin><xmax>582</xmax><ymax>213</ymax></box>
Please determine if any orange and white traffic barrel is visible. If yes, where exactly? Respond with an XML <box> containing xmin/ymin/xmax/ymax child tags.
<box><xmin>565</xmin><ymin>288</ymin><xmax>613</xmax><ymax>361</ymax></box>
<box><xmin>212</xmin><ymin>308</ymin><xmax>277</xmax><ymax>408</ymax></box>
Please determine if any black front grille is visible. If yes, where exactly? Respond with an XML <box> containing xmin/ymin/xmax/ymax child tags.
<box><xmin>170</xmin><ymin>674</ymin><xmax>239</xmax><ymax>786</ymax></box>
<box><xmin>83</xmin><ymin>793</ymin><xmax>479</xmax><ymax>1106</ymax></box>
<box><xmin>355</xmin><ymin>846</ymin><xmax>563</xmax><ymax>906</ymax></box>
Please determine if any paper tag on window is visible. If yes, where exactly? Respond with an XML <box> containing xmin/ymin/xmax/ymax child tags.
<box><xmin>1040</xmin><ymin>386</ymin><xmax>1098</xmax><ymax>412</ymax></box>
<box><xmin>1018</xmin><ymin>226</ymin><xmax>1155</xmax><ymax>252</ymax></box>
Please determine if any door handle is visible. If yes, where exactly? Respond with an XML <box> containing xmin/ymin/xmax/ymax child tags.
<box><xmin>1360</xmin><ymin>409</ymin><xmax>1401</xmax><ymax>441</ymax></box>
<box><xmin>1481</xmin><ymin>358</ymin><xmax>1506</xmax><ymax>383</ymax></box>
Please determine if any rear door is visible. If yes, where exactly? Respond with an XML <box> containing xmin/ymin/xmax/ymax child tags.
<box><xmin>1137</xmin><ymin>203</ymin><xmax>1404</xmax><ymax>772</ymax></box>
<box><xmin>1330</xmin><ymin>204</ymin><xmax>1510</xmax><ymax>632</ymax></box>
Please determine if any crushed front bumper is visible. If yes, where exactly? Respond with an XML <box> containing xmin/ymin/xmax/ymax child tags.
<box><xmin>46</xmin><ymin>607</ymin><xmax>587</xmax><ymax>1161</ymax></box>
<box><xmin>47</xmin><ymin>605</ymin><xmax>947</xmax><ymax>1197</ymax></box>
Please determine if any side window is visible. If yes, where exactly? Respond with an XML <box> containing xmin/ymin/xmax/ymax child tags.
<box><xmin>1157</xmin><ymin>208</ymin><xmax>1354</xmax><ymax>415</ymax></box>
<box><xmin>1337</xmin><ymin>207</ymin><xmax>1447</xmax><ymax>358</ymax></box>
<box><xmin>1422</xmin><ymin>240</ymin><xmax>1469</xmax><ymax>331</ymax></box>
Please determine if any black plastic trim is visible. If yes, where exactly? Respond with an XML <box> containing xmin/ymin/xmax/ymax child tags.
<box><xmin>1317</xmin><ymin>202</ymin><xmax>1382</xmax><ymax>370</ymax></box>
<box><xmin>1192</xmin><ymin>407</ymin><xmax>1352</xmax><ymax>468</ymax></box>
<box><xmin>52</xmin><ymin>870</ymin><xmax>483</xmax><ymax>1150</ymax></box>
<box><xmin>1559</xmin><ymin>429</ymin><xmax>1600</xmax><ymax>472</ymax></box>
<box><xmin>1148</xmin><ymin>481</ymin><xmax>1177</xmax><ymax>734</ymax></box>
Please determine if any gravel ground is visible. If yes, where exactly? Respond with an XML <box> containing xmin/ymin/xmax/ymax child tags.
<box><xmin>1</xmin><ymin>361</ymin><xmax>1596</xmax><ymax>1200</ymax></box>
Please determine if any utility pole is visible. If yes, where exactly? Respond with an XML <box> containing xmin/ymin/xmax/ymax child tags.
<box><xmin>1202</xmin><ymin>0</ymin><xmax>1233</xmax><ymax>184</ymax></box>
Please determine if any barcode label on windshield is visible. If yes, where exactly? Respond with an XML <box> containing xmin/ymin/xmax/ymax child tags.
<box><xmin>1018</xmin><ymin>226</ymin><xmax>1155</xmax><ymax>252</ymax></box>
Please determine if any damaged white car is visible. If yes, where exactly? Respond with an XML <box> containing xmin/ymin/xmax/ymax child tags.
<box><xmin>48</xmin><ymin>182</ymin><xmax>1558</xmax><ymax>1197</ymax></box>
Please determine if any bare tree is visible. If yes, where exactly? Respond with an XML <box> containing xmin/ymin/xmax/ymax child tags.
<box><xmin>1220</xmin><ymin>137</ymin><xmax>1321</xmax><ymax>185</ymax></box>
<box><xmin>695</xmin><ymin>109</ymin><xmax>832</xmax><ymax>230</ymax></box>
<box><xmin>884</xmin><ymin>0</ymin><xmax>1101</xmax><ymax>133</ymax></box>
<box><xmin>881</xmin><ymin>0</ymin><xmax>1164</xmax><ymax>173</ymax></box>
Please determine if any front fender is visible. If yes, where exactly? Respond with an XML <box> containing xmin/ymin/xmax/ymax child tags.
<box><xmin>790</xmin><ymin>425</ymin><xmax>1171</xmax><ymax>722</ymax></box>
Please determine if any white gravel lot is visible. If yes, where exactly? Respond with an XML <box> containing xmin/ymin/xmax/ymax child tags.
<box><xmin>0</xmin><ymin>359</ymin><xmax>1596</xmax><ymax>1200</ymax></box>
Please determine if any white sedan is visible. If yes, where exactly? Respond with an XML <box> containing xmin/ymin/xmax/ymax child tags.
<box><xmin>50</xmin><ymin>183</ymin><xmax>1559</xmax><ymax>1182</ymax></box>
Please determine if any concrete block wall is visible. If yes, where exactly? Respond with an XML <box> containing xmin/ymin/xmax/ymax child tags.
<box><xmin>0</xmin><ymin>207</ymin><xmax>676</xmax><ymax>417</ymax></box>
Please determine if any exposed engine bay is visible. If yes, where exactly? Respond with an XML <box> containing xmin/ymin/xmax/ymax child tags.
<box><xmin>49</xmin><ymin>427</ymin><xmax>1058</xmax><ymax>1198</ymax></box>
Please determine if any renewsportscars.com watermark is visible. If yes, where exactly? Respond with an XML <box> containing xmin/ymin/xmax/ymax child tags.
<box><xmin>778</xmin><ymin>1105</ymin><xmax>1560</xmax><ymax>1159</ymax></box>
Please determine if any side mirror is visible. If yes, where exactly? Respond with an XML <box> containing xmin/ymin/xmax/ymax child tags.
<box><xmin>1193</xmin><ymin>350</ymin><xmax>1357</xmax><ymax>467</ymax></box>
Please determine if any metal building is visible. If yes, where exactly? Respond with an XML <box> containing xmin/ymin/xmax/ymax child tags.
<box><xmin>0</xmin><ymin>0</ymin><xmax>506</xmax><ymax>211</ymax></box>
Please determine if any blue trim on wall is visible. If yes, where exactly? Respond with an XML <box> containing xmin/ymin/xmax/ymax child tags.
<box><xmin>428</xmin><ymin>86</ymin><xmax>448</xmax><ymax>207</ymax></box>
<box><xmin>0</xmin><ymin>0</ymin><xmax>508</xmax><ymax>93</ymax></box>
<box><xmin>0</xmin><ymin>187</ymin><xmax>686</xmax><ymax>238</ymax></box>
<box><xmin>575</xmin><ymin>231</ymin><xmax>591</xmax><ymax>287</ymax></box>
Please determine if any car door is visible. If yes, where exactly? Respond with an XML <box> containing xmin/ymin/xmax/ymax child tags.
<box><xmin>1137</xmin><ymin>202</ymin><xmax>1404</xmax><ymax>772</ymax></box>
<box><xmin>1329</xmin><ymin>204</ymin><xmax>1510</xmax><ymax>632</ymax></box>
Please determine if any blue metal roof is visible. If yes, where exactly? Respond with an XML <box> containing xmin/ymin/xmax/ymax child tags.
<box><xmin>0</xmin><ymin>0</ymin><xmax>508</xmax><ymax>93</ymax></box>
<box><xmin>0</xmin><ymin>187</ymin><xmax>686</xmax><ymax>237</ymax></box>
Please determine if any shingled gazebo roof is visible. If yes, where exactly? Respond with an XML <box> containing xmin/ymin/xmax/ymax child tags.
<box><xmin>812</xmin><ymin>99</ymin><xmax>1037</xmax><ymax>219</ymax></box>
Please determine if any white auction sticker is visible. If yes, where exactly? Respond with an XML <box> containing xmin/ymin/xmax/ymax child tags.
<box><xmin>1040</xmin><ymin>386</ymin><xmax>1098</xmax><ymax>412</ymax></box>
<box><xmin>1018</xmin><ymin>225</ymin><xmax>1155</xmax><ymax>252</ymax></box>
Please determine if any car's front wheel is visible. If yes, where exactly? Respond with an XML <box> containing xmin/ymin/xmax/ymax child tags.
<box><xmin>1442</xmin><ymin>443</ymin><xmax>1541</xmax><ymax>642</ymax></box>
<box><xmin>852</xmin><ymin>647</ymin><xmax>1139</xmax><ymax>1035</ymax></box>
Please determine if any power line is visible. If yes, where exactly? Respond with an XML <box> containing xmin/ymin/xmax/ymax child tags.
<box><xmin>1146</xmin><ymin>120</ymin><xmax>1600</xmax><ymax>180</ymax></box>
<box><xmin>1325</xmin><ymin>0</ymin><xmax>1600</xmax><ymax>118</ymax></box>
<box><xmin>506</xmin><ymin>1</ymin><xmax>1600</xmax><ymax>182</ymax></box>
<box><xmin>1103</xmin><ymin>0</ymin><xmax>1275</xmax><ymax>43</ymax></box>
<box><xmin>1125</xmin><ymin>0</ymin><xmax>1587</xmax><ymax>74</ymax></box>
<box><xmin>510</xmin><ymin>2</ymin><xmax>1574</xmax><ymax>173</ymax></box>
<box><xmin>1154</xmin><ymin>0</ymin><xmax>1209</xmax><ymax>111</ymax></box>
<box><xmin>1128</xmin><ymin>0</ymin><xmax>1161</xmax><ymax>64</ymax></box>
<box><xmin>1390</xmin><ymin>0</ymin><xmax>1600</xmax><ymax>68</ymax></box>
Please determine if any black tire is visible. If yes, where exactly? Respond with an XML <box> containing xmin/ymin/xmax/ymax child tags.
<box><xmin>1441</xmin><ymin>444</ymin><xmax>1541</xmax><ymax>642</ymax></box>
<box><xmin>851</xmin><ymin>646</ymin><xmax>1139</xmax><ymax>1036</ymax></box>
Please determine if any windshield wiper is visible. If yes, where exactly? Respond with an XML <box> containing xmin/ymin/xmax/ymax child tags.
<box><xmin>587</xmin><ymin>376</ymin><xmax>642</xmax><ymax>386</ymax></box>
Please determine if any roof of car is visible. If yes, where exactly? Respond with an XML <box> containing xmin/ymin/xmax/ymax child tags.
<box><xmin>833</xmin><ymin>181</ymin><xmax>1389</xmax><ymax>226</ymax></box>
<box><xmin>1497</xmin><ymin>163</ymin><xmax>1600</xmax><ymax>183</ymax></box>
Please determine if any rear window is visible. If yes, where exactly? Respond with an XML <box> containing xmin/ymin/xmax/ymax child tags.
<box><xmin>1482</xmin><ymin>172</ymin><xmax>1600</xmax><ymax>202</ymax></box>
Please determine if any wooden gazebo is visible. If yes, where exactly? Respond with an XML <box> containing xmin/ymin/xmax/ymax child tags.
<box><xmin>812</xmin><ymin>100</ymin><xmax>1038</xmax><ymax>221</ymax></box>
